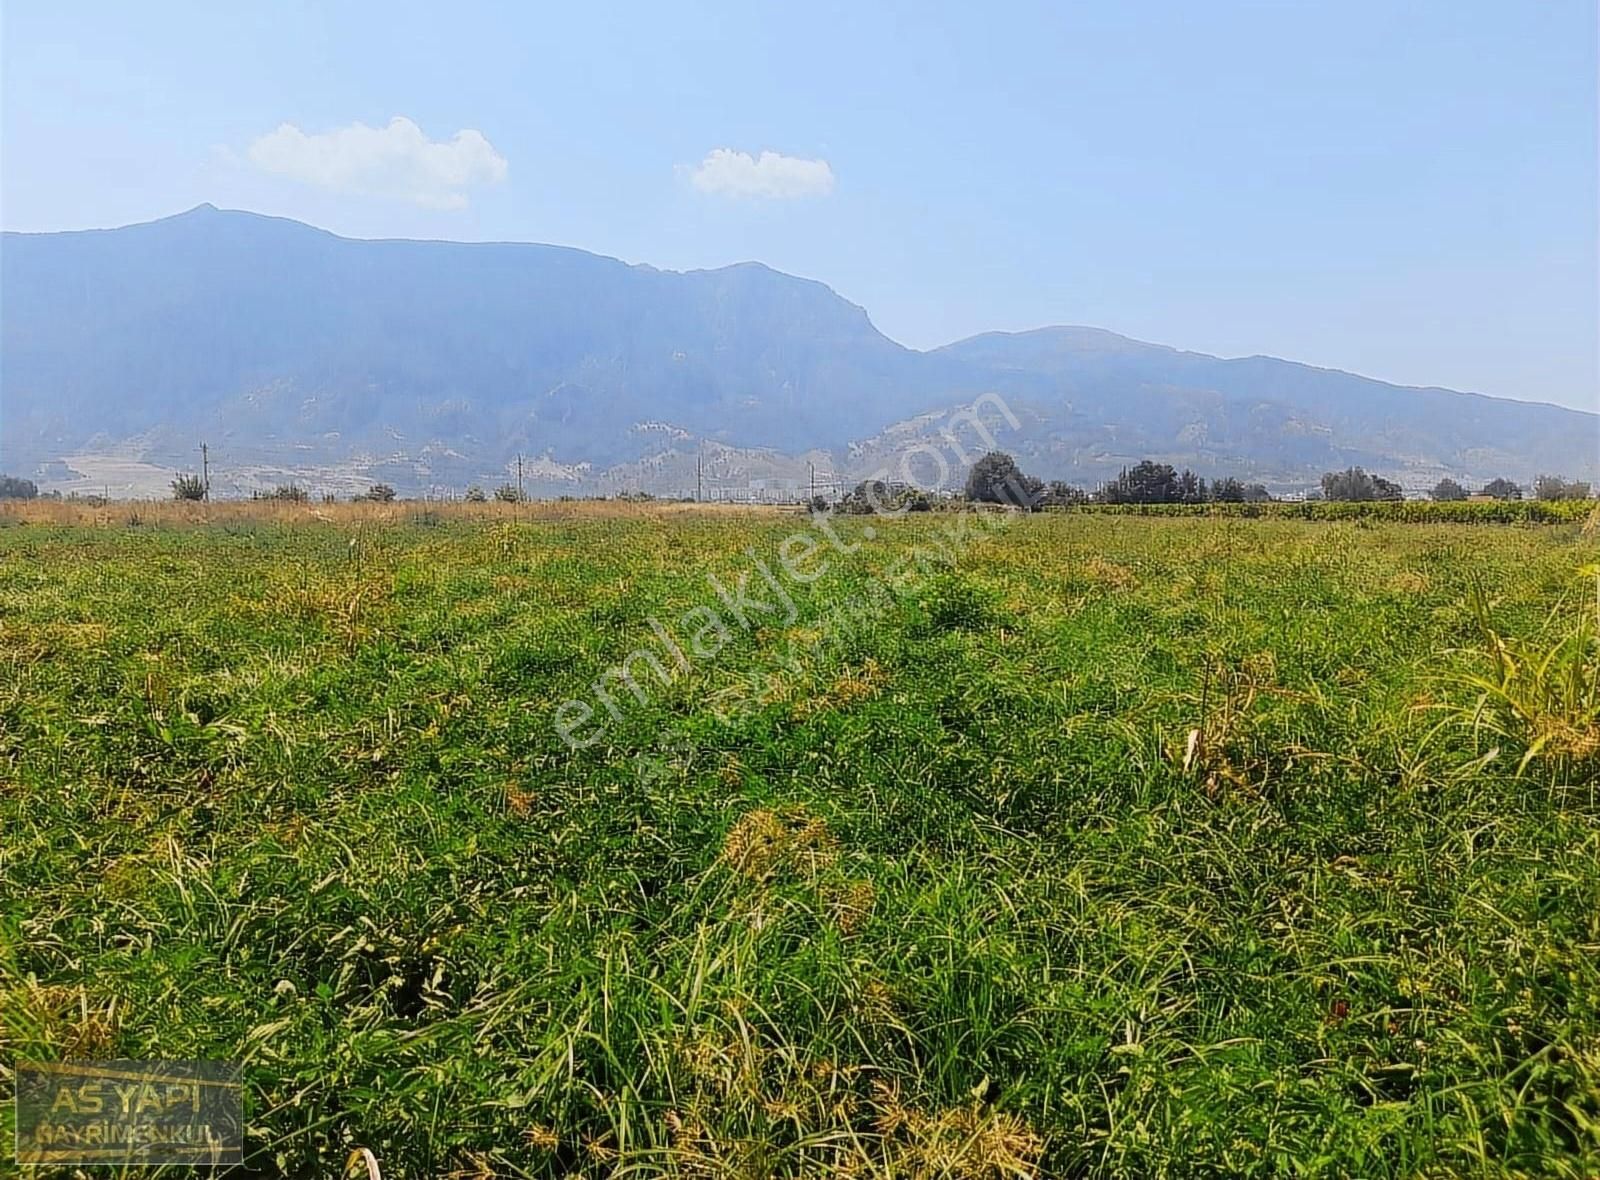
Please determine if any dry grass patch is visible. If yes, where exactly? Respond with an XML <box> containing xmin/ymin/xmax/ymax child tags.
<box><xmin>720</xmin><ymin>807</ymin><xmax>839</xmax><ymax>883</ymax></box>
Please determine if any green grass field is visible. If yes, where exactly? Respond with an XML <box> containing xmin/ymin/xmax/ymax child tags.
<box><xmin>3</xmin><ymin>507</ymin><xmax>1598</xmax><ymax>1177</ymax></box>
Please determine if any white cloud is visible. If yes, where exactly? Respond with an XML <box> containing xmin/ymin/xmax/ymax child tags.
<box><xmin>688</xmin><ymin>148</ymin><xmax>835</xmax><ymax>199</ymax></box>
<box><xmin>248</xmin><ymin>116</ymin><xmax>507</xmax><ymax>209</ymax></box>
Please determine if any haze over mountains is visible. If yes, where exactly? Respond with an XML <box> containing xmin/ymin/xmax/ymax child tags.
<box><xmin>3</xmin><ymin>205</ymin><xmax>1595</xmax><ymax>498</ymax></box>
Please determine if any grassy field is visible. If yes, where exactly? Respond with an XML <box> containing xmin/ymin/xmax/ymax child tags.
<box><xmin>2</xmin><ymin>505</ymin><xmax>1598</xmax><ymax>1177</ymax></box>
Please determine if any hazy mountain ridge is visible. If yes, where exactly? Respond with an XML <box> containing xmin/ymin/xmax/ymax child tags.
<box><xmin>3</xmin><ymin>205</ymin><xmax>1594</xmax><ymax>497</ymax></box>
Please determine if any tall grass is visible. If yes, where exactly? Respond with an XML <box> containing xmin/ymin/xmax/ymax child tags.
<box><xmin>1442</xmin><ymin>576</ymin><xmax>1600</xmax><ymax>777</ymax></box>
<box><xmin>1</xmin><ymin>509</ymin><xmax>1597</xmax><ymax>1176</ymax></box>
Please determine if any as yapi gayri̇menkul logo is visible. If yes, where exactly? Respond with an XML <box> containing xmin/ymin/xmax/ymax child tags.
<box><xmin>15</xmin><ymin>1060</ymin><xmax>242</xmax><ymax>1166</ymax></box>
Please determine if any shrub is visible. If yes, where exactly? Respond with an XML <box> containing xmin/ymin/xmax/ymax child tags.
<box><xmin>171</xmin><ymin>473</ymin><xmax>207</xmax><ymax>501</ymax></box>
<box><xmin>493</xmin><ymin>484</ymin><xmax>524</xmax><ymax>503</ymax></box>
<box><xmin>254</xmin><ymin>484</ymin><xmax>309</xmax><ymax>502</ymax></box>
<box><xmin>837</xmin><ymin>480</ymin><xmax>935</xmax><ymax>514</ymax></box>
<box><xmin>464</xmin><ymin>486</ymin><xmax>488</xmax><ymax>503</ymax></box>
<box><xmin>1039</xmin><ymin>480</ymin><xmax>1089</xmax><ymax>508</ymax></box>
<box><xmin>358</xmin><ymin>484</ymin><xmax>398</xmax><ymax>503</ymax></box>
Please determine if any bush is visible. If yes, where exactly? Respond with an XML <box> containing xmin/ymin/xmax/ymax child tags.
<box><xmin>465</xmin><ymin>486</ymin><xmax>488</xmax><ymax>503</ymax></box>
<box><xmin>1039</xmin><ymin>480</ymin><xmax>1089</xmax><ymax>507</ymax></box>
<box><xmin>493</xmin><ymin>484</ymin><xmax>524</xmax><ymax>503</ymax></box>
<box><xmin>171</xmin><ymin>473</ymin><xmax>207</xmax><ymax>501</ymax></box>
<box><xmin>357</xmin><ymin>484</ymin><xmax>398</xmax><ymax>503</ymax></box>
<box><xmin>837</xmin><ymin>480</ymin><xmax>936</xmax><ymax>514</ymax></box>
<box><xmin>254</xmin><ymin>484</ymin><xmax>309</xmax><ymax>502</ymax></box>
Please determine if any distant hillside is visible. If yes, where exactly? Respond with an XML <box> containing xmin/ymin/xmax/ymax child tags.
<box><xmin>2</xmin><ymin>206</ymin><xmax>1594</xmax><ymax>497</ymax></box>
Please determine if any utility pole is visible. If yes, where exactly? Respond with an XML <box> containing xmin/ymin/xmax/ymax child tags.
<box><xmin>516</xmin><ymin>453</ymin><xmax>524</xmax><ymax>501</ymax></box>
<box><xmin>696</xmin><ymin>446</ymin><xmax>703</xmax><ymax>503</ymax></box>
<box><xmin>808</xmin><ymin>461</ymin><xmax>815</xmax><ymax>505</ymax></box>
<box><xmin>201</xmin><ymin>442</ymin><xmax>210</xmax><ymax>501</ymax></box>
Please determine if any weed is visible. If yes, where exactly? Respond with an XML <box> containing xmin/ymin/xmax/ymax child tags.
<box><xmin>1442</xmin><ymin>579</ymin><xmax>1600</xmax><ymax>775</ymax></box>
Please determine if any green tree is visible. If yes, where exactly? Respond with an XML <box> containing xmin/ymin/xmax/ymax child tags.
<box><xmin>1177</xmin><ymin>470</ymin><xmax>1206</xmax><ymax>504</ymax></box>
<box><xmin>1532</xmin><ymin>474</ymin><xmax>1591</xmax><ymax>501</ymax></box>
<box><xmin>1212</xmin><ymin>477</ymin><xmax>1246</xmax><ymax>503</ymax></box>
<box><xmin>964</xmin><ymin>452</ymin><xmax>1040</xmax><ymax>507</ymax></box>
<box><xmin>493</xmin><ymin>483</ymin><xmax>524</xmax><ymax>503</ymax></box>
<box><xmin>1480</xmin><ymin>478</ymin><xmax>1522</xmax><ymax>501</ymax></box>
<box><xmin>1430</xmin><ymin>478</ymin><xmax>1468</xmax><ymax>501</ymax></box>
<box><xmin>0</xmin><ymin>474</ymin><xmax>39</xmax><ymax>500</ymax></box>
<box><xmin>1322</xmin><ymin>468</ymin><xmax>1369</xmax><ymax>501</ymax></box>
<box><xmin>1103</xmin><ymin>461</ymin><xmax>1180</xmax><ymax>504</ymax></box>
<box><xmin>1371</xmin><ymin>475</ymin><xmax>1404</xmax><ymax>502</ymax></box>
<box><xmin>1321</xmin><ymin>467</ymin><xmax>1401</xmax><ymax>501</ymax></box>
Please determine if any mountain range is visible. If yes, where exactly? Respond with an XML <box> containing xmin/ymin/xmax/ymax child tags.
<box><xmin>3</xmin><ymin>205</ymin><xmax>1594</xmax><ymax>498</ymax></box>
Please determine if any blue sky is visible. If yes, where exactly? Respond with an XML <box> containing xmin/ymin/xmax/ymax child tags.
<box><xmin>3</xmin><ymin>0</ymin><xmax>1596</xmax><ymax>411</ymax></box>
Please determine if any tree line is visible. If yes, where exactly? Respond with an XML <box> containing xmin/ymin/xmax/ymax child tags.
<box><xmin>1425</xmin><ymin>474</ymin><xmax>1590</xmax><ymax>502</ymax></box>
<box><xmin>964</xmin><ymin>456</ymin><xmax>1320</xmax><ymax>507</ymax></box>
<box><xmin>955</xmin><ymin>456</ymin><xmax>1594</xmax><ymax>509</ymax></box>
<box><xmin>0</xmin><ymin>461</ymin><xmax>1591</xmax><ymax>507</ymax></box>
